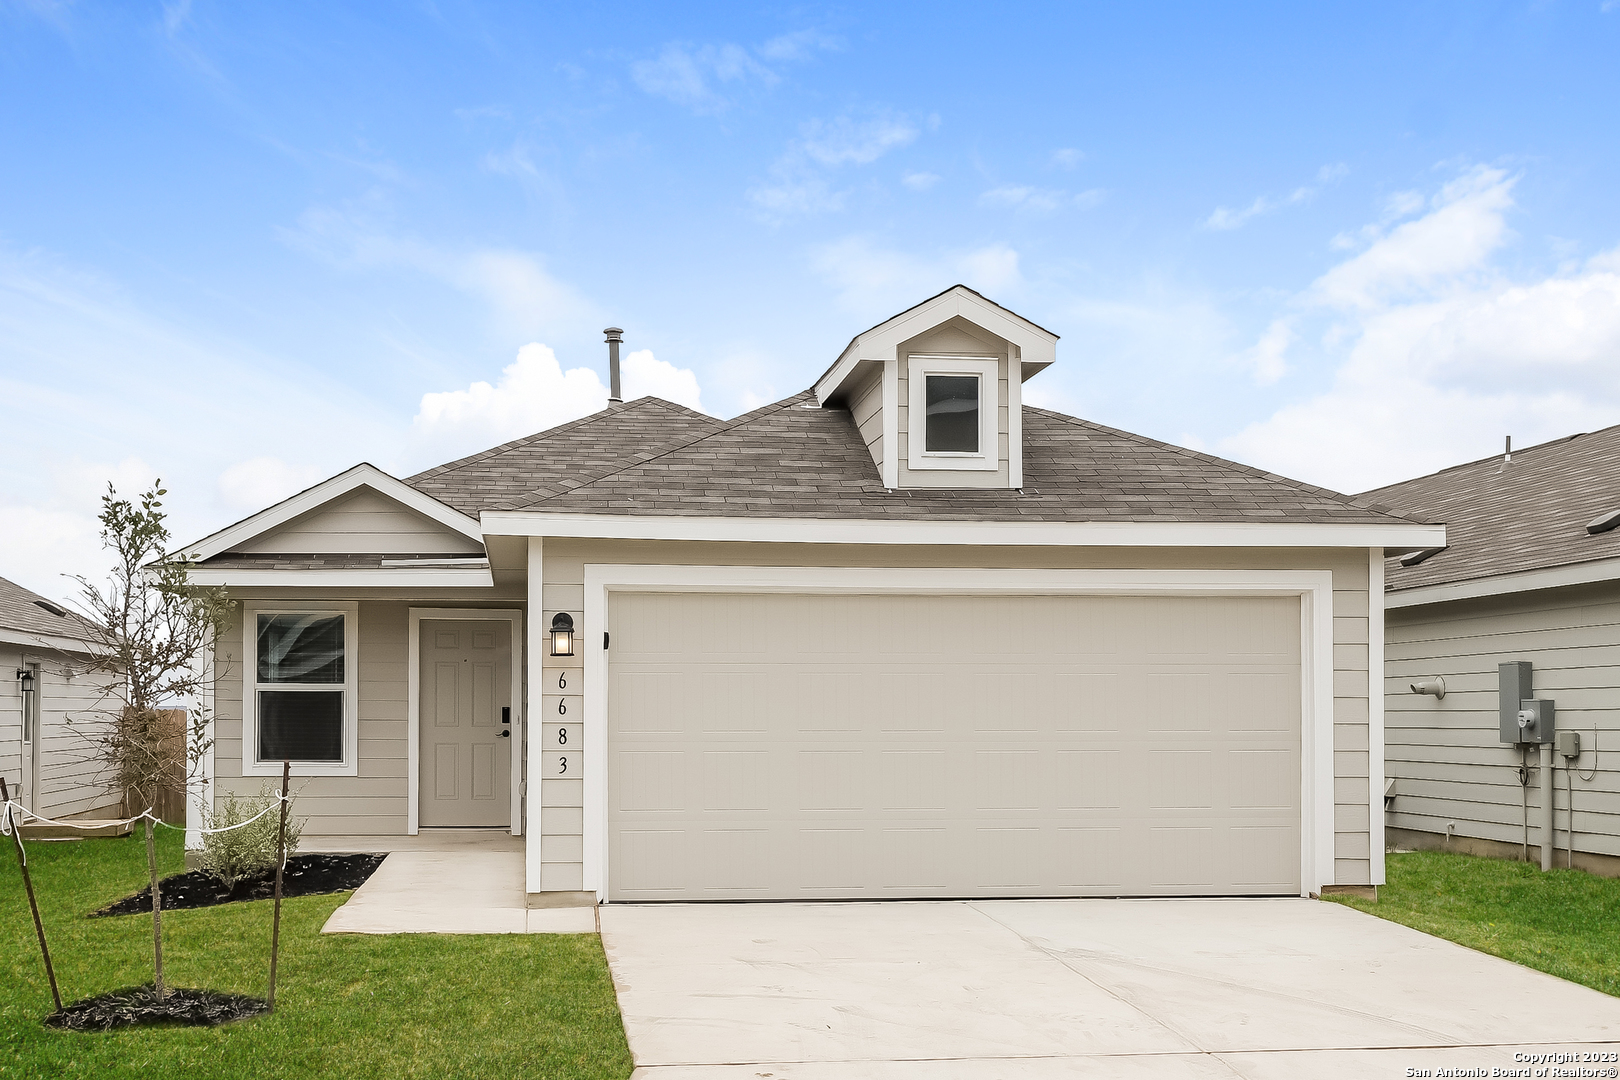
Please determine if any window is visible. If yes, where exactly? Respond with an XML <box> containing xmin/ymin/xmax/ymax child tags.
<box><xmin>906</xmin><ymin>355</ymin><xmax>1000</xmax><ymax>471</ymax></box>
<box><xmin>245</xmin><ymin>604</ymin><xmax>358</xmax><ymax>774</ymax></box>
<box><xmin>924</xmin><ymin>374</ymin><xmax>981</xmax><ymax>453</ymax></box>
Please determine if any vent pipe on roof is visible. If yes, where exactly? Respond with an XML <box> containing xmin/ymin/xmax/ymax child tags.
<box><xmin>1499</xmin><ymin>434</ymin><xmax>1512</xmax><ymax>474</ymax></box>
<box><xmin>604</xmin><ymin>327</ymin><xmax>624</xmax><ymax>403</ymax></box>
<box><xmin>1587</xmin><ymin>510</ymin><xmax>1620</xmax><ymax>535</ymax></box>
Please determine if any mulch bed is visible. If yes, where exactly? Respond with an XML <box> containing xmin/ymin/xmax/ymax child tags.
<box><xmin>92</xmin><ymin>853</ymin><xmax>386</xmax><ymax>917</ymax></box>
<box><xmin>46</xmin><ymin>984</ymin><xmax>269</xmax><ymax>1031</ymax></box>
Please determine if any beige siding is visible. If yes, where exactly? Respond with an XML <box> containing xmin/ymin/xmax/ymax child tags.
<box><xmin>0</xmin><ymin>645</ymin><xmax>17</xmax><ymax>800</ymax></box>
<box><xmin>538</xmin><ymin>541</ymin><xmax>1375</xmax><ymax>890</ymax></box>
<box><xmin>538</xmin><ymin>584</ymin><xmax>585</xmax><ymax>892</ymax></box>
<box><xmin>848</xmin><ymin>364</ymin><xmax>885</xmax><ymax>481</ymax></box>
<box><xmin>213</xmin><ymin>601</ymin><xmax>412</xmax><ymax>831</ymax></box>
<box><xmin>238</xmin><ymin>488</ymin><xmax>482</xmax><ymax>555</ymax></box>
<box><xmin>1386</xmin><ymin>582</ymin><xmax>1620</xmax><ymax>859</ymax></box>
<box><xmin>894</xmin><ymin>320</ymin><xmax>1013</xmax><ymax>489</ymax></box>
<box><xmin>0</xmin><ymin>643</ymin><xmax>118</xmax><ymax>818</ymax></box>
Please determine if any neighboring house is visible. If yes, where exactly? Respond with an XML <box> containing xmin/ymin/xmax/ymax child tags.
<box><xmin>0</xmin><ymin>576</ymin><xmax>118</xmax><ymax>821</ymax></box>
<box><xmin>1363</xmin><ymin>429</ymin><xmax>1620</xmax><ymax>875</ymax></box>
<box><xmin>179</xmin><ymin>286</ymin><xmax>1439</xmax><ymax>905</ymax></box>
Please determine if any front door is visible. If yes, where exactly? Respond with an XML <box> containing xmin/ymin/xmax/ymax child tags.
<box><xmin>419</xmin><ymin>621</ymin><xmax>511</xmax><ymax>827</ymax></box>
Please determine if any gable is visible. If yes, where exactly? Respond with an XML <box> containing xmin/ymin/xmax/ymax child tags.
<box><xmin>235</xmin><ymin>488</ymin><xmax>484</xmax><ymax>555</ymax></box>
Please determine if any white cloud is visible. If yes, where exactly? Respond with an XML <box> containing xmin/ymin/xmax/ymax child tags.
<box><xmin>902</xmin><ymin>171</ymin><xmax>940</xmax><ymax>191</ymax></box>
<box><xmin>0</xmin><ymin>457</ymin><xmax>160</xmax><ymax>602</ymax></box>
<box><xmin>0</xmin><ymin>243</ymin><xmax>397</xmax><ymax>595</ymax></box>
<box><xmin>810</xmin><ymin>236</ymin><xmax>1021</xmax><ymax>315</ymax></box>
<box><xmin>1245</xmin><ymin>320</ymin><xmax>1295</xmax><ymax>385</ymax></box>
<box><xmin>980</xmin><ymin>184</ymin><xmax>1105</xmax><ymax>213</ymax></box>
<box><xmin>411</xmin><ymin>343</ymin><xmax>705</xmax><ymax>462</ymax></box>
<box><xmin>980</xmin><ymin>185</ymin><xmax>1065</xmax><ymax>212</ymax></box>
<box><xmin>1204</xmin><ymin>163</ymin><xmax>1348</xmax><ymax>230</ymax></box>
<box><xmin>1051</xmin><ymin>148</ymin><xmax>1085</xmax><ymax>170</ymax></box>
<box><xmin>1218</xmin><ymin>166</ymin><xmax>1620</xmax><ymax>493</ymax></box>
<box><xmin>749</xmin><ymin>112</ymin><xmax>922</xmax><ymax>219</ymax></box>
<box><xmin>281</xmin><ymin>198</ymin><xmax>600</xmax><ymax>336</ymax></box>
<box><xmin>1311</xmin><ymin>166</ymin><xmax>1513</xmax><ymax>309</ymax></box>
<box><xmin>217</xmin><ymin>457</ymin><xmax>326</xmax><ymax>513</ymax></box>
<box><xmin>631</xmin><ymin>43</ymin><xmax>771</xmax><ymax>112</ymax></box>
<box><xmin>798</xmin><ymin>115</ymin><xmax>918</xmax><ymax>166</ymax></box>
<box><xmin>757</xmin><ymin>29</ymin><xmax>840</xmax><ymax>61</ymax></box>
<box><xmin>631</xmin><ymin>32</ymin><xmax>836</xmax><ymax>113</ymax></box>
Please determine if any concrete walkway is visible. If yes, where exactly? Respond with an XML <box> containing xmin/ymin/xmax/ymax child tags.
<box><xmin>320</xmin><ymin>847</ymin><xmax>594</xmax><ymax>934</ymax></box>
<box><xmin>600</xmin><ymin>898</ymin><xmax>1620</xmax><ymax>1079</ymax></box>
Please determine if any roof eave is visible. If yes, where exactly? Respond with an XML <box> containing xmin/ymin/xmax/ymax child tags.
<box><xmin>481</xmin><ymin>509</ymin><xmax>1443</xmax><ymax>549</ymax></box>
<box><xmin>1386</xmin><ymin>553</ymin><xmax>1620</xmax><ymax>609</ymax></box>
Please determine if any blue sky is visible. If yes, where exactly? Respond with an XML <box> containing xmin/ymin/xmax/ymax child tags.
<box><xmin>4</xmin><ymin>1</ymin><xmax>1620</xmax><ymax>597</ymax></box>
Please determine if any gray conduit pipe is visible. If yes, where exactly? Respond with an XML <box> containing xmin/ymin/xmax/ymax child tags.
<box><xmin>1541</xmin><ymin>743</ymin><xmax>1555</xmax><ymax>872</ymax></box>
<box><xmin>1568</xmin><ymin>765</ymin><xmax>1575</xmax><ymax>870</ymax></box>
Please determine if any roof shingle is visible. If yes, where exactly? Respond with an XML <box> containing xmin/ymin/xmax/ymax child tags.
<box><xmin>1360</xmin><ymin>425</ymin><xmax>1620</xmax><ymax>592</ymax></box>
<box><xmin>480</xmin><ymin>391</ymin><xmax>1425</xmax><ymax>525</ymax></box>
<box><xmin>0</xmin><ymin>576</ymin><xmax>98</xmax><ymax>645</ymax></box>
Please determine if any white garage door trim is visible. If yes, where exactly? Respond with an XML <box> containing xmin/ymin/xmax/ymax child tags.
<box><xmin>581</xmin><ymin>566</ymin><xmax>1336</xmax><ymax>900</ymax></box>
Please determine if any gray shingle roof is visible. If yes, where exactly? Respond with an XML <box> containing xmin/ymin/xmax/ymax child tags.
<box><xmin>1359</xmin><ymin>424</ymin><xmax>1620</xmax><ymax>593</ymax></box>
<box><xmin>405</xmin><ymin>397</ymin><xmax>725</xmax><ymax>515</ymax></box>
<box><xmin>0</xmin><ymin>575</ymin><xmax>98</xmax><ymax>645</ymax></box>
<box><xmin>483</xmin><ymin>391</ymin><xmax>1424</xmax><ymax>525</ymax></box>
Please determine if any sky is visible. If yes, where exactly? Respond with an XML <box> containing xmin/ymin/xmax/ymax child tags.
<box><xmin>3</xmin><ymin>1</ymin><xmax>1620</xmax><ymax>600</ymax></box>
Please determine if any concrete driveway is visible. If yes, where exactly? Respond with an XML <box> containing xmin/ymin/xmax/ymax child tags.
<box><xmin>599</xmin><ymin>898</ymin><xmax>1620</xmax><ymax>1079</ymax></box>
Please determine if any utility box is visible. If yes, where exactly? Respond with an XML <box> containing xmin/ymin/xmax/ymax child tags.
<box><xmin>1556</xmin><ymin>729</ymin><xmax>1581</xmax><ymax>759</ymax></box>
<box><xmin>1499</xmin><ymin>662</ymin><xmax>1534</xmax><ymax>744</ymax></box>
<box><xmin>1516</xmin><ymin>698</ymin><xmax>1555</xmax><ymax>744</ymax></box>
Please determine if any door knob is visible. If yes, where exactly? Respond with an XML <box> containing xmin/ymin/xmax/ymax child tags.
<box><xmin>497</xmin><ymin>730</ymin><xmax>511</xmax><ymax>738</ymax></box>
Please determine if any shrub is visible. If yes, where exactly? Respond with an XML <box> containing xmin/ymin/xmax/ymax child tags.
<box><xmin>197</xmin><ymin>787</ymin><xmax>302</xmax><ymax>888</ymax></box>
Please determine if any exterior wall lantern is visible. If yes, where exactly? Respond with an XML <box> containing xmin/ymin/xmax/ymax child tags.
<box><xmin>16</xmin><ymin>668</ymin><xmax>34</xmax><ymax>694</ymax></box>
<box><xmin>549</xmin><ymin>612</ymin><xmax>575</xmax><ymax>656</ymax></box>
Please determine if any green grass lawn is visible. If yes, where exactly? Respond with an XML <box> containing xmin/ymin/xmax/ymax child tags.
<box><xmin>0</xmin><ymin>829</ymin><xmax>633</xmax><ymax>1079</ymax></box>
<box><xmin>1327</xmin><ymin>850</ymin><xmax>1620</xmax><ymax>997</ymax></box>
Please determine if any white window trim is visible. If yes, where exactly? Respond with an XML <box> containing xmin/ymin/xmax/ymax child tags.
<box><xmin>907</xmin><ymin>355</ymin><xmax>999</xmax><ymax>471</ymax></box>
<box><xmin>242</xmin><ymin>602</ymin><xmax>360</xmax><ymax>777</ymax></box>
<box><xmin>406</xmin><ymin>608</ymin><xmax>525</xmax><ymax>837</ymax></box>
<box><xmin>581</xmin><ymin>564</ymin><xmax>1337</xmax><ymax>904</ymax></box>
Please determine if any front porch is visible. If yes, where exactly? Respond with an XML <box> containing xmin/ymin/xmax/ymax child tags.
<box><xmin>315</xmin><ymin>833</ymin><xmax>594</xmax><ymax>935</ymax></box>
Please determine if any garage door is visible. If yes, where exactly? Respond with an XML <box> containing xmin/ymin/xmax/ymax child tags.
<box><xmin>607</xmin><ymin>591</ymin><xmax>1301</xmax><ymax>900</ymax></box>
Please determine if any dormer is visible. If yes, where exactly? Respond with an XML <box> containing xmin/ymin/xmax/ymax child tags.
<box><xmin>814</xmin><ymin>285</ymin><xmax>1057</xmax><ymax>489</ymax></box>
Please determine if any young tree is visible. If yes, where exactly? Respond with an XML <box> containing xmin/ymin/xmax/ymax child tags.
<box><xmin>72</xmin><ymin>483</ymin><xmax>232</xmax><ymax>1002</ymax></box>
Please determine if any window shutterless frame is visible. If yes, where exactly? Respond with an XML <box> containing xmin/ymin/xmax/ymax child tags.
<box><xmin>241</xmin><ymin>602</ymin><xmax>360</xmax><ymax>777</ymax></box>
<box><xmin>906</xmin><ymin>355</ymin><xmax>1000</xmax><ymax>471</ymax></box>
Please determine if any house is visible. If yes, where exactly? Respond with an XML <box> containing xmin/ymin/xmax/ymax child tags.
<box><xmin>179</xmin><ymin>286</ymin><xmax>1440</xmax><ymax>905</ymax></box>
<box><xmin>1363</xmin><ymin>429</ymin><xmax>1620</xmax><ymax>875</ymax></box>
<box><xmin>0</xmin><ymin>575</ymin><xmax>119</xmax><ymax>822</ymax></box>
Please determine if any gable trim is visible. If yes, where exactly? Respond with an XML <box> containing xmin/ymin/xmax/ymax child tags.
<box><xmin>816</xmin><ymin>286</ymin><xmax>1059</xmax><ymax>405</ymax></box>
<box><xmin>184</xmin><ymin>464</ymin><xmax>484</xmax><ymax>563</ymax></box>
<box><xmin>481</xmin><ymin>510</ymin><xmax>1444</xmax><ymax>549</ymax></box>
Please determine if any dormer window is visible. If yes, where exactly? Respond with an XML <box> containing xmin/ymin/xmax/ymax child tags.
<box><xmin>908</xmin><ymin>355</ymin><xmax>998</xmax><ymax>471</ymax></box>
<box><xmin>925</xmin><ymin>375</ymin><xmax>980</xmax><ymax>452</ymax></box>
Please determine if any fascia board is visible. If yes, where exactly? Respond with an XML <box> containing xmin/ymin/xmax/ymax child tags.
<box><xmin>0</xmin><ymin>627</ymin><xmax>103</xmax><ymax>654</ymax></box>
<box><xmin>183</xmin><ymin>464</ymin><xmax>483</xmax><ymax>562</ymax></box>
<box><xmin>817</xmin><ymin>289</ymin><xmax>1058</xmax><ymax>404</ymax></box>
<box><xmin>481</xmin><ymin>510</ymin><xmax>1446</xmax><ymax>549</ymax></box>
<box><xmin>1386</xmin><ymin>555</ymin><xmax>1620</xmax><ymax>609</ymax></box>
<box><xmin>183</xmin><ymin>568</ymin><xmax>495</xmax><ymax>588</ymax></box>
